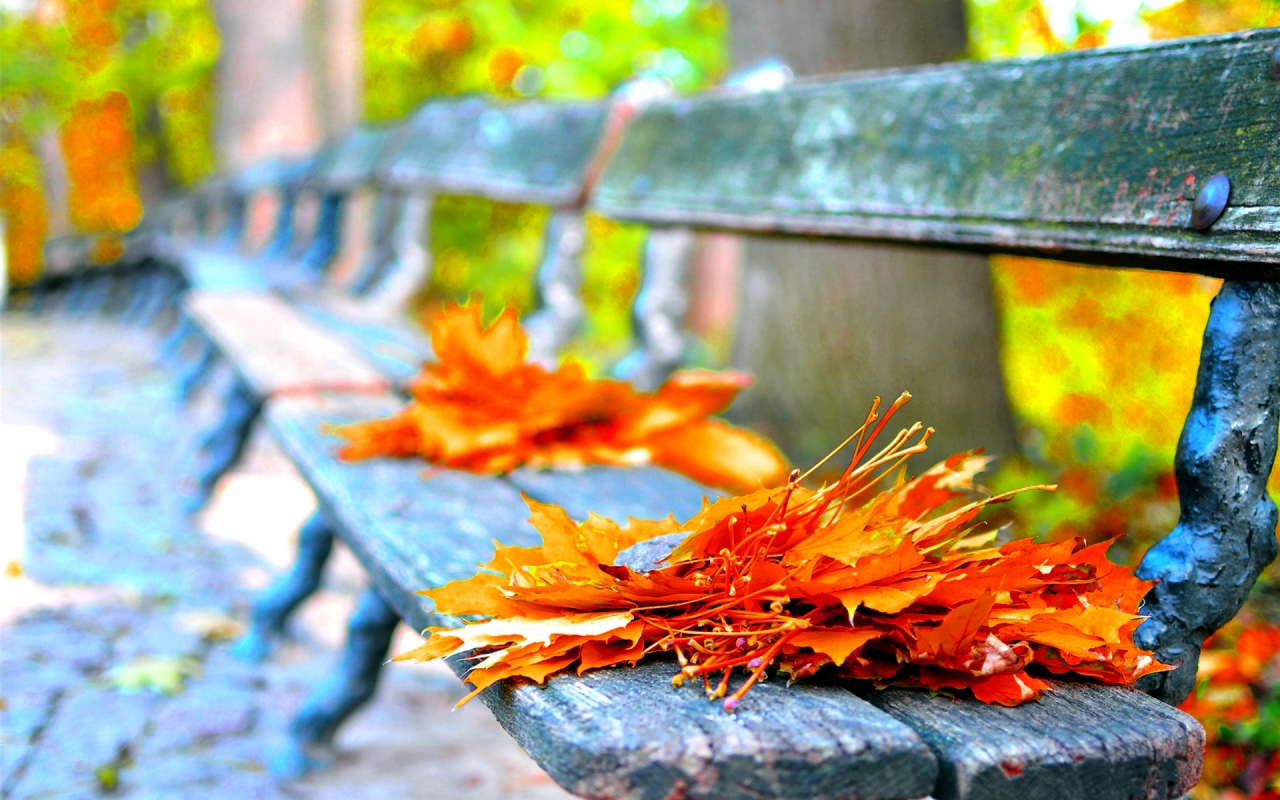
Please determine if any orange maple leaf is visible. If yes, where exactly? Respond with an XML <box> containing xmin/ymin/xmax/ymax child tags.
<box><xmin>332</xmin><ymin>300</ymin><xmax>789</xmax><ymax>493</ymax></box>
<box><xmin>398</xmin><ymin>393</ymin><xmax>1170</xmax><ymax>710</ymax></box>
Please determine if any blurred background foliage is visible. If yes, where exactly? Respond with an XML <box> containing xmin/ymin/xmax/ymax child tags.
<box><xmin>1</xmin><ymin>0</ymin><xmax>220</xmax><ymax>285</ymax></box>
<box><xmin>363</xmin><ymin>0</ymin><xmax>728</xmax><ymax>118</ymax></box>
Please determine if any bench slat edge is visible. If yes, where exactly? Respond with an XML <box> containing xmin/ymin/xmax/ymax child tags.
<box><xmin>595</xmin><ymin>28</ymin><xmax>1280</xmax><ymax>274</ymax></box>
<box><xmin>866</xmin><ymin>681</ymin><xmax>1204</xmax><ymax>800</ymax></box>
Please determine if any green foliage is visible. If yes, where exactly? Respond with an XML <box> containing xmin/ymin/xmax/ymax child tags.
<box><xmin>363</xmin><ymin>0</ymin><xmax>729</xmax><ymax>121</ymax></box>
<box><xmin>0</xmin><ymin>0</ymin><xmax>220</xmax><ymax>188</ymax></box>
<box><xmin>370</xmin><ymin>0</ymin><xmax>729</xmax><ymax>371</ymax></box>
<box><xmin>418</xmin><ymin>194</ymin><xmax>549</xmax><ymax>319</ymax></box>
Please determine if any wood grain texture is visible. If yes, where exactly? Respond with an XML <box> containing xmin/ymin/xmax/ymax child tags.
<box><xmin>385</xmin><ymin>97</ymin><xmax>610</xmax><ymax>206</ymax></box>
<box><xmin>183</xmin><ymin>291</ymin><xmax>390</xmax><ymax>397</ymax></box>
<box><xmin>507</xmin><ymin>465</ymin><xmax>714</xmax><ymax>523</ymax></box>
<box><xmin>264</xmin><ymin>394</ymin><xmax>539</xmax><ymax>631</ymax></box>
<box><xmin>595</xmin><ymin>28</ymin><xmax>1280</xmax><ymax>276</ymax></box>
<box><xmin>461</xmin><ymin>658</ymin><xmax>938</xmax><ymax>800</ymax></box>
<box><xmin>866</xmin><ymin>681</ymin><xmax>1204</xmax><ymax>800</ymax></box>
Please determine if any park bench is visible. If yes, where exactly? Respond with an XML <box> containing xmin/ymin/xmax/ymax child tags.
<box><xmin>154</xmin><ymin>129</ymin><xmax>410</xmax><ymax>408</ymax></box>
<box><xmin>166</xmin><ymin>95</ymin><xmax>655</xmax><ymax>512</ymax></box>
<box><xmin>222</xmin><ymin>27</ymin><xmax>1280</xmax><ymax>800</ymax></box>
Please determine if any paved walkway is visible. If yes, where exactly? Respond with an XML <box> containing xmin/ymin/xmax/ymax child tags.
<box><xmin>0</xmin><ymin>312</ymin><xmax>575</xmax><ymax>800</ymax></box>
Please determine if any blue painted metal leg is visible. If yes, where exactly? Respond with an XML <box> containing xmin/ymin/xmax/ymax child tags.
<box><xmin>233</xmin><ymin>512</ymin><xmax>336</xmax><ymax>662</ymax></box>
<box><xmin>184</xmin><ymin>377</ymin><xmax>262</xmax><ymax>513</ymax></box>
<box><xmin>119</xmin><ymin>273</ymin><xmax>149</xmax><ymax>323</ymax></box>
<box><xmin>272</xmin><ymin>587</ymin><xmax>400</xmax><ymax>779</ymax></box>
<box><xmin>158</xmin><ymin>316</ymin><xmax>195</xmax><ymax>368</ymax></box>
<box><xmin>1136</xmin><ymin>281</ymin><xmax>1280</xmax><ymax>704</ymax></box>
<box><xmin>87</xmin><ymin>274</ymin><xmax>116</xmax><ymax>315</ymax></box>
<box><xmin>63</xmin><ymin>277</ymin><xmax>91</xmax><ymax>315</ymax></box>
<box><xmin>175</xmin><ymin>335</ymin><xmax>218</xmax><ymax>403</ymax></box>
<box><xmin>139</xmin><ymin>273</ymin><xmax>182</xmax><ymax>329</ymax></box>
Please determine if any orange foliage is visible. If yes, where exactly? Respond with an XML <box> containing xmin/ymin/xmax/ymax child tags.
<box><xmin>0</xmin><ymin>140</ymin><xmax>49</xmax><ymax>287</ymax></box>
<box><xmin>487</xmin><ymin>47</ymin><xmax>524</xmax><ymax>86</ymax></box>
<box><xmin>401</xmin><ymin>394</ymin><xmax>1166</xmax><ymax>710</ymax></box>
<box><xmin>65</xmin><ymin>0</ymin><xmax>122</xmax><ymax>73</ymax></box>
<box><xmin>1144</xmin><ymin>0</ymin><xmax>1280</xmax><ymax>40</ymax></box>
<box><xmin>60</xmin><ymin>92</ymin><xmax>144</xmax><ymax>234</ymax></box>
<box><xmin>1180</xmin><ymin>617</ymin><xmax>1280</xmax><ymax>799</ymax></box>
<box><xmin>334</xmin><ymin>301</ymin><xmax>790</xmax><ymax>493</ymax></box>
<box><xmin>411</xmin><ymin>15</ymin><xmax>474</xmax><ymax>56</ymax></box>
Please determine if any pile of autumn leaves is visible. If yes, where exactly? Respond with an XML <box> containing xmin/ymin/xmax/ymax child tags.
<box><xmin>341</xmin><ymin>302</ymin><xmax>1167</xmax><ymax>710</ymax></box>
<box><xmin>334</xmin><ymin>302</ymin><xmax>789</xmax><ymax>493</ymax></box>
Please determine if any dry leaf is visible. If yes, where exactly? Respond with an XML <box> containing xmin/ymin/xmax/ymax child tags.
<box><xmin>401</xmin><ymin>393</ymin><xmax>1169</xmax><ymax>710</ymax></box>
<box><xmin>332</xmin><ymin>300</ymin><xmax>789</xmax><ymax>493</ymax></box>
<box><xmin>108</xmin><ymin>655</ymin><xmax>202</xmax><ymax>695</ymax></box>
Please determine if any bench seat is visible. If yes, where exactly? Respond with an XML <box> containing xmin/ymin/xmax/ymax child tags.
<box><xmin>290</xmin><ymin>296</ymin><xmax>432</xmax><ymax>387</ymax></box>
<box><xmin>181</xmin><ymin>291</ymin><xmax>390</xmax><ymax>398</ymax></box>
<box><xmin>171</xmin><ymin>244</ymin><xmax>270</xmax><ymax>292</ymax></box>
<box><xmin>265</xmin><ymin>393</ymin><xmax>1204</xmax><ymax>800</ymax></box>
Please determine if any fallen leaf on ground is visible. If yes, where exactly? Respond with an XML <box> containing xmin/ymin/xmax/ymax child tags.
<box><xmin>175</xmin><ymin>610</ymin><xmax>244</xmax><ymax>642</ymax></box>
<box><xmin>399</xmin><ymin>393</ymin><xmax>1169</xmax><ymax>709</ymax></box>
<box><xmin>107</xmin><ymin>655</ymin><xmax>202</xmax><ymax>695</ymax></box>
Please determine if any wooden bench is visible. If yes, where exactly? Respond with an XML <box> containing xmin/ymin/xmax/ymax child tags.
<box><xmin>167</xmin><ymin>95</ymin><xmax>651</xmax><ymax>513</ymax></box>
<box><xmin>218</xmin><ymin>28</ymin><xmax>1280</xmax><ymax>800</ymax></box>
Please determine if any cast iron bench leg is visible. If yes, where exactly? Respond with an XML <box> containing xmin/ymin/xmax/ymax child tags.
<box><xmin>184</xmin><ymin>377</ymin><xmax>262</xmax><ymax>513</ymax></box>
<box><xmin>139</xmin><ymin>273</ymin><xmax>181</xmax><ymax>329</ymax></box>
<box><xmin>158</xmin><ymin>316</ymin><xmax>195</xmax><ymax>368</ymax></box>
<box><xmin>233</xmin><ymin>512</ymin><xmax>336</xmax><ymax>662</ymax></box>
<box><xmin>119</xmin><ymin>273</ymin><xmax>149</xmax><ymax>323</ymax></box>
<box><xmin>272</xmin><ymin>586</ymin><xmax>400</xmax><ymax>779</ymax></box>
<box><xmin>77</xmin><ymin>274</ymin><xmax>111</xmax><ymax>315</ymax></box>
<box><xmin>62</xmin><ymin>277</ymin><xmax>91</xmax><ymax>315</ymax></box>
<box><xmin>175</xmin><ymin>334</ymin><xmax>219</xmax><ymax>403</ymax></box>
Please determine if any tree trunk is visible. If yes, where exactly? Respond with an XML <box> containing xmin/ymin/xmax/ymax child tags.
<box><xmin>719</xmin><ymin>0</ymin><xmax>1018</xmax><ymax>472</ymax></box>
<box><xmin>210</xmin><ymin>0</ymin><xmax>333</xmax><ymax>169</ymax></box>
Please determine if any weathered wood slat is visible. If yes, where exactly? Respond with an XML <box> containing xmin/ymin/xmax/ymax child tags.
<box><xmin>293</xmin><ymin>301</ymin><xmax>431</xmax><ymax>387</ymax></box>
<box><xmin>320</xmin><ymin>127</ymin><xmax>400</xmax><ymax>191</ymax></box>
<box><xmin>464</xmin><ymin>658</ymin><xmax>938</xmax><ymax>800</ymax></box>
<box><xmin>596</xmin><ymin>28</ymin><xmax>1280</xmax><ymax>276</ymax></box>
<box><xmin>507</xmin><ymin>465</ymin><xmax>713</xmax><ymax>523</ymax></box>
<box><xmin>385</xmin><ymin>98</ymin><xmax>610</xmax><ymax>206</ymax></box>
<box><xmin>182</xmin><ymin>292</ymin><xmax>390</xmax><ymax>398</ymax></box>
<box><xmin>866</xmin><ymin>682</ymin><xmax>1204</xmax><ymax>800</ymax></box>
<box><xmin>176</xmin><ymin>246</ymin><xmax>269</xmax><ymax>291</ymax></box>
<box><xmin>232</xmin><ymin>156</ymin><xmax>313</xmax><ymax>195</ymax></box>
<box><xmin>266</xmin><ymin>397</ymin><xmax>940</xmax><ymax>799</ymax></box>
<box><xmin>264</xmin><ymin>395</ymin><xmax>539</xmax><ymax>631</ymax></box>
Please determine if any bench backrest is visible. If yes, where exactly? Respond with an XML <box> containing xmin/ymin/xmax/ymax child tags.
<box><xmin>384</xmin><ymin>97</ymin><xmax>613</xmax><ymax>207</ymax></box>
<box><xmin>589</xmin><ymin>27</ymin><xmax>1280</xmax><ymax>705</ymax></box>
<box><xmin>595</xmin><ymin>29</ymin><xmax>1280</xmax><ymax>277</ymax></box>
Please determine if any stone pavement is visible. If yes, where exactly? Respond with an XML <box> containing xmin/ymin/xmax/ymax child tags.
<box><xmin>0</xmin><ymin>312</ymin><xmax>576</xmax><ymax>800</ymax></box>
